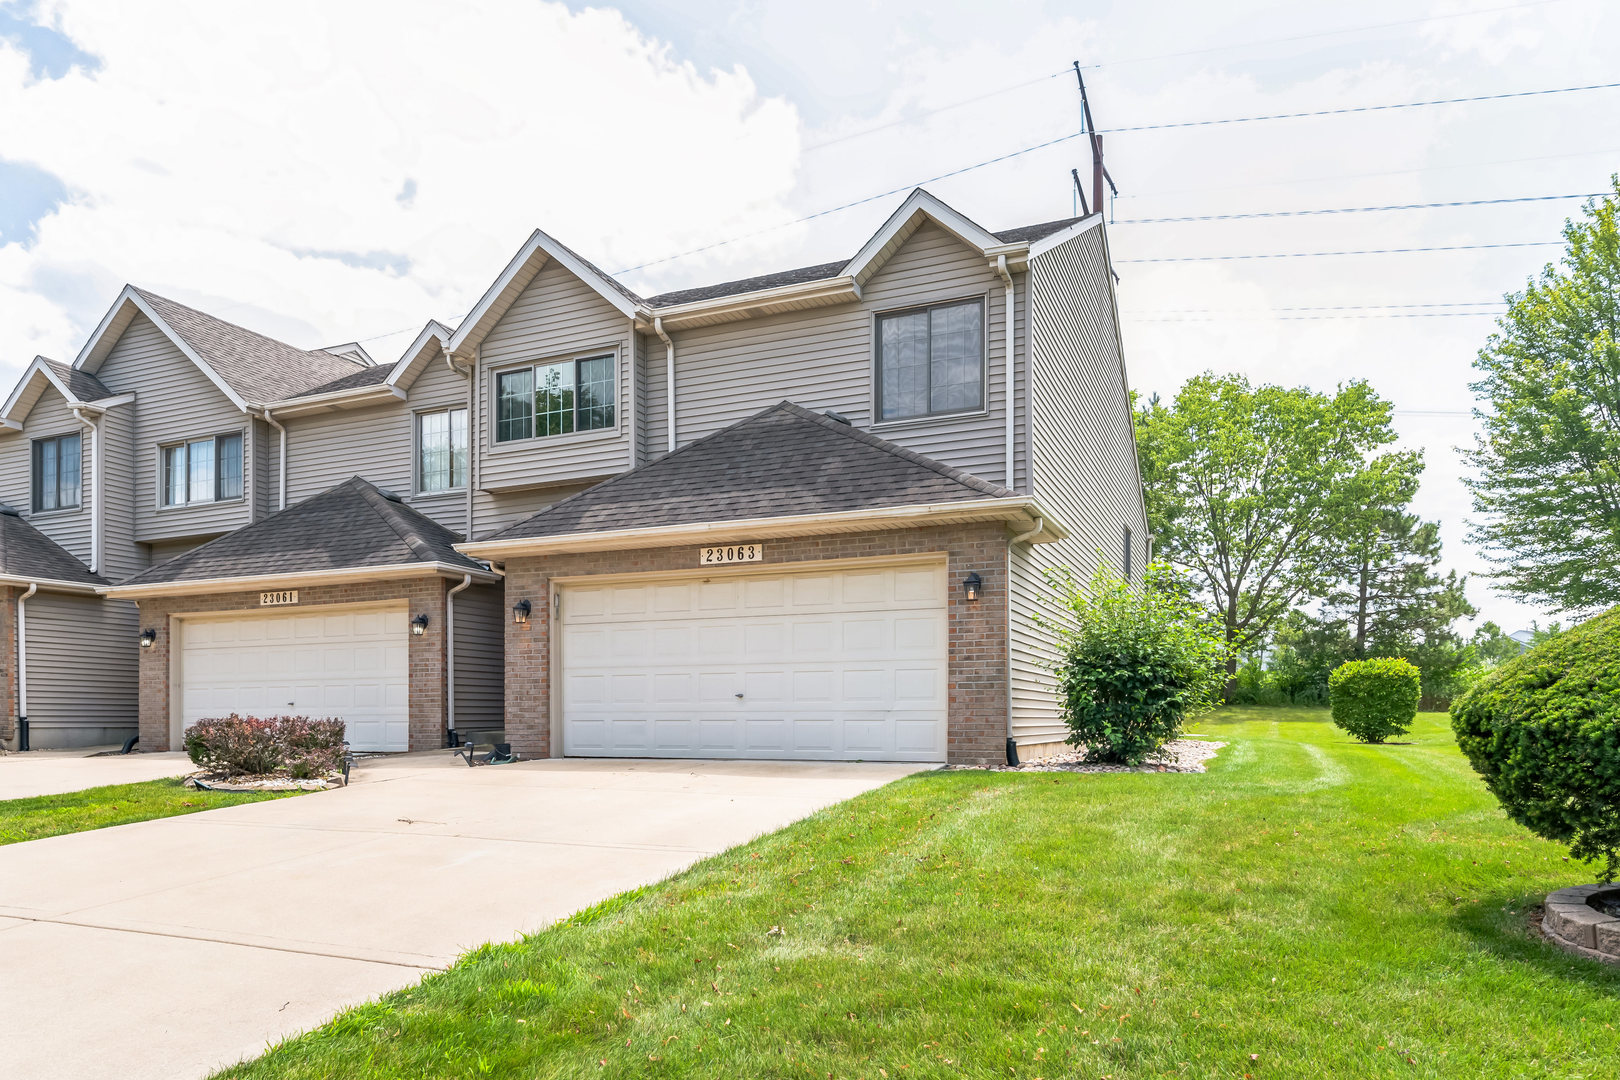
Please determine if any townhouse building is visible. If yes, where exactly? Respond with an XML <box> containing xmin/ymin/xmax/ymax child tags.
<box><xmin>0</xmin><ymin>188</ymin><xmax>1146</xmax><ymax>765</ymax></box>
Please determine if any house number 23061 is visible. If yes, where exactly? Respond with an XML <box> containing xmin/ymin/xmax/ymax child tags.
<box><xmin>700</xmin><ymin>544</ymin><xmax>762</xmax><ymax>565</ymax></box>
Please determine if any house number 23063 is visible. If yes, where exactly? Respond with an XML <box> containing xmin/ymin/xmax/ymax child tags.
<box><xmin>700</xmin><ymin>544</ymin><xmax>762</xmax><ymax>565</ymax></box>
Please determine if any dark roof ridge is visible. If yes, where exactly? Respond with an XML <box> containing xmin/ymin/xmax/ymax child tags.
<box><xmin>347</xmin><ymin>476</ymin><xmax>465</xmax><ymax>560</ymax></box>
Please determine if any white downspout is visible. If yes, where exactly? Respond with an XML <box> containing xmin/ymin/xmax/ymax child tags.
<box><xmin>15</xmin><ymin>581</ymin><xmax>36</xmax><ymax>750</ymax></box>
<box><xmin>445</xmin><ymin>573</ymin><xmax>473</xmax><ymax>738</ymax></box>
<box><xmin>654</xmin><ymin>316</ymin><xmax>675</xmax><ymax>454</ymax></box>
<box><xmin>260</xmin><ymin>408</ymin><xmax>286</xmax><ymax>511</ymax></box>
<box><xmin>1003</xmin><ymin>516</ymin><xmax>1043</xmax><ymax>755</ymax></box>
<box><xmin>995</xmin><ymin>255</ymin><xmax>1016</xmax><ymax>491</ymax></box>
<box><xmin>70</xmin><ymin>406</ymin><xmax>101</xmax><ymax>574</ymax></box>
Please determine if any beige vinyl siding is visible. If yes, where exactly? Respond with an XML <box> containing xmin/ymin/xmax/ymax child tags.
<box><xmin>22</xmin><ymin>592</ymin><xmax>139</xmax><ymax>748</ymax></box>
<box><xmin>94</xmin><ymin>313</ymin><xmax>254</xmax><ymax>543</ymax></box>
<box><xmin>0</xmin><ymin>387</ymin><xmax>92</xmax><ymax>565</ymax></box>
<box><xmin>99</xmin><ymin>406</ymin><xmax>145</xmax><ymax>580</ymax></box>
<box><xmin>658</xmin><ymin>222</ymin><xmax>1025</xmax><ymax>487</ymax></box>
<box><xmin>1010</xmin><ymin>224</ymin><xmax>1149</xmax><ymax>746</ymax></box>
<box><xmin>451</xmin><ymin>582</ymin><xmax>503</xmax><ymax>733</ymax></box>
<box><xmin>475</xmin><ymin>260</ymin><xmax>634</xmax><ymax>494</ymax></box>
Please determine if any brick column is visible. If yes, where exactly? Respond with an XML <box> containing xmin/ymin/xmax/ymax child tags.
<box><xmin>503</xmin><ymin>563</ymin><xmax>550</xmax><ymax>758</ymax></box>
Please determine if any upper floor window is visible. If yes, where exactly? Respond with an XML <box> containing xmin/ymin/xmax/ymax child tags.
<box><xmin>495</xmin><ymin>354</ymin><xmax>615</xmax><ymax>443</ymax></box>
<box><xmin>162</xmin><ymin>433</ymin><xmax>243</xmax><ymax>506</ymax></box>
<box><xmin>876</xmin><ymin>298</ymin><xmax>984</xmax><ymax>422</ymax></box>
<box><xmin>417</xmin><ymin>408</ymin><xmax>468</xmax><ymax>493</ymax></box>
<box><xmin>31</xmin><ymin>433</ymin><xmax>81</xmax><ymax>513</ymax></box>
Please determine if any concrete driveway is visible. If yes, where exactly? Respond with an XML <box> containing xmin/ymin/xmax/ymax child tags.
<box><xmin>0</xmin><ymin>749</ymin><xmax>194</xmax><ymax>799</ymax></box>
<box><xmin>0</xmin><ymin>754</ymin><xmax>926</xmax><ymax>1080</ymax></box>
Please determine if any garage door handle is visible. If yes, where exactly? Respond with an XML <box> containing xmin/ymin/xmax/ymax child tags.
<box><xmin>734</xmin><ymin>693</ymin><xmax>744</xmax><ymax>699</ymax></box>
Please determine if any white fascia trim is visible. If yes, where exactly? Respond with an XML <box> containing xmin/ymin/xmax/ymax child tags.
<box><xmin>1027</xmin><ymin>212</ymin><xmax>1106</xmax><ymax>258</ymax></box>
<box><xmin>0</xmin><ymin>359</ymin><xmax>135</xmax><ymax>427</ymax></box>
<box><xmin>645</xmin><ymin>276</ymin><xmax>860</xmax><ymax>325</ymax></box>
<box><xmin>457</xmin><ymin>496</ymin><xmax>1070</xmax><ymax>559</ymax></box>
<box><xmin>0</xmin><ymin>574</ymin><xmax>103</xmax><ymax>596</ymax></box>
<box><xmin>261</xmin><ymin>384</ymin><xmax>407</xmax><ymax>415</ymax></box>
<box><xmin>844</xmin><ymin>189</ymin><xmax>1007</xmax><ymax>283</ymax></box>
<box><xmin>102</xmin><ymin>560</ymin><xmax>499</xmax><ymax>600</ymax></box>
<box><xmin>75</xmin><ymin>287</ymin><xmax>252</xmax><ymax>412</ymax></box>
<box><xmin>385</xmin><ymin>319</ymin><xmax>454</xmax><ymax>389</ymax></box>
<box><xmin>449</xmin><ymin>230</ymin><xmax>644</xmax><ymax>356</ymax></box>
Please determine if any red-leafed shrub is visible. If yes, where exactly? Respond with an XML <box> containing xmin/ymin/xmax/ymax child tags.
<box><xmin>183</xmin><ymin>715</ymin><xmax>347</xmax><ymax>777</ymax></box>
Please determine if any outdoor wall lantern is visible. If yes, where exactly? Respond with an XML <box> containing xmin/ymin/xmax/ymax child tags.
<box><xmin>512</xmin><ymin>598</ymin><xmax>532</xmax><ymax>625</ymax></box>
<box><xmin>139</xmin><ymin>628</ymin><xmax>157</xmax><ymax>649</ymax></box>
<box><xmin>962</xmin><ymin>572</ymin><xmax>983</xmax><ymax>602</ymax></box>
<box><xmin>411</xmin><ymin>614</ymin><xmax>430</xmax><ymax>636</ymax></box>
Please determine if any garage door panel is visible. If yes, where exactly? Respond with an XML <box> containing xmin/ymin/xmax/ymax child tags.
<box><xmin>562</xmin><ymin>563</ymin><xmax>947</xmax><ymax>763</ymax></box>
<box><xmin>179</xmin><ymin>605</ymin><xmax>410</xmax><ymax>752</ymax></box>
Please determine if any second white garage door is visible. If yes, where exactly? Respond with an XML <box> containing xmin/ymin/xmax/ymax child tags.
<box><xmin>177</xmin><ymin>605</ymin><xmax>411</xmax><ymax>752</ymax></box>
<box><xmin>559</xmin><ymin>561</ymin><xmax>948</xmax><ymax>762</ymax></box>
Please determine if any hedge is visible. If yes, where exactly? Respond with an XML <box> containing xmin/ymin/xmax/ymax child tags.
<box><xmin>1329</xmin><ymin>657</ymin><xmax>1421</xmax><ymax>743</ymax></box>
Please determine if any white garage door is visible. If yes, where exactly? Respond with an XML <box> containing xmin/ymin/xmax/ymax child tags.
<box><xmin>560</xmin><ymin>562</ymin><xmax>948</xmax><ymax>762</ymax></box>
<box><xmin>178</xmin><ymin>605</ymin><xmax>410</xmax><ymax>752</ymax></box>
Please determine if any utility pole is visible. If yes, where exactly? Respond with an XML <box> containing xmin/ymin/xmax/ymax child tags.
<box><xmin>1072</xmin><ymin>61</ymin><xmax>1118</xmax><ymax>219</ymax></box>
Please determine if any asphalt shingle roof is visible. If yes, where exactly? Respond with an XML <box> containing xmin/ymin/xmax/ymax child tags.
<box><xmin>117</xmin><ymin>476</ymin><xmax>486</xmax><ymax>587</ymax></box>
<box><xmin>41</xmin><ymin>358</ymin><xmax>116</xmax><ymax>403</ymax></box>
<box><xmin>291</xmin><ymin>361</ymin><xmax>400</xmax><ymax>398</ymax></box>
<box><xmin>0</xmin><ymin>507</ymin><xmax>107</xmax><ymax>586</ymax></box>
<box><xmin>487</xmin><ymin>401</ymin><xmax>1014</xmax><ymax>542</ymax></box>
<box><xmin>131</xmin><ymin>287</ymin><xmax>375</xmax><ymax>404</ymax></box>
<box><xmin>639</xmin><ymin>216</ymin><xmax>1087</xmax><ymax>308</ymax></box>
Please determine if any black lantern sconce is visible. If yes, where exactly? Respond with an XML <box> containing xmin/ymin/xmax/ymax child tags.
<box><xmin>139</xmin><ymin>628</ymin><xmax>157</xmax><ymax>649</ymax></box>
<box><xmin>411</xmin><ymin>614</ymin><xmax>430</xmax><ymax>636</ymax></box>
<box><xmin>512</xmin><ymin>598</ymin><xmax>532</xmax><ymax>625</ymax></box>
<box><xmin>962</xmin><ymin>572</ymin><xmax>983</xmax><ymax>602</ymax></box>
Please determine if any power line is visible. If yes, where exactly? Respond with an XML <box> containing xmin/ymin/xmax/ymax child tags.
<box><xmin>1117</xmin><ymin>241</ymin><xmax>1563</xmax><ymax>262</ymax></box>
<box><xmin>1099</xmin><ymin>80</ymin><xmax>1620</xmax><ymax>135</ymax></box>
<box><xmin>1128</xmin><ymin>311</ymin><xmax>1502</xmax><ymax>321</ymax></box>
<box><xmin>1115</xmin><ymin>193</ymin><xmax>1603</xmax><ymax>225</ymax></box>
<box><xmin>1135</xmin><ymin>301</ymin><xmax>1504</xmax><ymax>313</ymax></box>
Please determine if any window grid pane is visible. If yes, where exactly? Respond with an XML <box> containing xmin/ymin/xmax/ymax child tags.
<box><xmin>879</xmin><ymin>311</ymin><xmax>930</xmax><ymax>420</ymax></box>
<box><xmin>496</xmin><ymin>369</ymin><xmax>534</xmax><ymax>442</ymax></box>
<box><xmin>928</xmin><ymin>302</ymin><xmax>983</xmax><ymax>414</ymax></box>
<box><xmin>418</xmin><ymin>411</ymin><xmax>451</xmax><ymax>492</ymax></box>
<box><xmin>164</xmin><ymin>445</ymin><xmax>186</xmax><ymax>506</ymax></box>
<box><xmin>215</xmin><ymin>434</ymin><xmax>243</xmax><ymax>501</ymax></box>
<box><xmin>535</xmin><ymin>362</ymin><xmax>575</xmax><ymax>438</ymax></box>
<box><xmin>187</xmin><ymin>438</ymin><xmax>215</xmax><ymax>504</ymax></box>
<box><xmin>57</xmin><ymin>433</ymin><xmax>81</xmax><ymax>508</ymax></box>
<box><xmin>38</xmin><ymin>440</ymin><xmax>58</xmax><ymax>511</ymax></box>
<box><xmin>449</xmin><ymin>408</ymin><xmax>468</xmax><ymax>488</ymax></box>
<box><xmin>576</xmin><ymin>356</ymin><xmax>614</xmax><ymax>431</ymax></box>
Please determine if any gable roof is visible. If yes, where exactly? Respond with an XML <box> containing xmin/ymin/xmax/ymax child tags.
<box><xmin>0</xmin><ymin>355</ymin><xmax>129</xmax><ymax>430</ymax></box>
<box><xmin>463</xmin><ymin>402</ymin><xmax>1066</xmax><ymax>556</ymax></box>
<box><xmin>0</xmin><ymin>506</ymin><xmax>107</xmax><ymax>590</ymax></box>
<box><xmin>108</xmin><ymin>476</ymin><xmax>493</xmax><ymax>595</ymax></box>
<box><xmin>384</xmin><ymin>319</ymin><xmax>456</xmax><ymax>392</ymax></box>
<box><xmin>73</xmin><ymin>285</ymin><xmax>374</xmax><ymax>410</ymax></box>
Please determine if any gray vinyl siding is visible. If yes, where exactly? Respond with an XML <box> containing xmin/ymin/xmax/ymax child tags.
<box><xmin>472</xmin><ymin>482</ymin><xmax>594</xmax><ymax>542</ymax></box>
<box><xmin>451</xmin><ymin>582</ymin><xmax>503</xmax><ymax>733</ymax></box>
<box><xmin>658</xmin><ymin>221</ymin><xmax>1026</xmax><ymax>488</ymax></box>
<box><xmin>147</xmin><ymin>536</ymin><xmax>213</xmax><ymax>565</ymax></box>
<box><xmin>0</xmin><ymin>387</ymin><xmax>91</xmax><ymax>564</ymax></box>
<box><xmin>99</xmin><ymin>406</ymin><xmax>144</xmax><ymax>580</ymax></box>
<box><xmin>21</xmin><ymin>592</ymin><xmax>139</xmax><ymax>748</ymax></box>
<box><xmin>94</xmin><ymin>313</ymin><xmax>254</xmax><ymax>543</ymax></box>
<box><xmin>252</xmin><ymin>417</ymin><xmax>279</xmax><ymax>520</ymax></box>
<box><xmin>475</xmin><ymin>259</ymin><xmax>635</xmax><ymax>495</ymax></box>
<box><xmin>1009</xmin><ymin>224</ymin><xmax>1149</xmax><ymax>745</ymax></box>
<box><xmin>640</xmin><ymin>328</ymin><xmax>668</xmax><ymax>464</ymax></box>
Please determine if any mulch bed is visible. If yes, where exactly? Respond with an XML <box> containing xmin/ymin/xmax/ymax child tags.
<box><xmin>953</xmin><ymin>738</ymin><xmax>1226</xmax><ymax>774</ymax></box>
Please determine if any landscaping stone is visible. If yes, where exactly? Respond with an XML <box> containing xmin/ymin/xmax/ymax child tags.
<box><xmin>954</xmin><ymin>738</ymin><xmax>1226</xmax><ymax>774</ymax></box>
<box><xmin>185</xmin><ymin>773</ymin><xmax>341</xmax><ymax>793</ymax></box>
<box><xmin>1541</xmin><ymin>885</ymin><xmax>1620</xmax><ymax>962</ymax></box>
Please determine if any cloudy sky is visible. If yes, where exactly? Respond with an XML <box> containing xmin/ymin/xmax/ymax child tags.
<box><xmin>2</xmin><ymin>0</ymin><xmax>1615</xmax><ymax>631</ymax></box>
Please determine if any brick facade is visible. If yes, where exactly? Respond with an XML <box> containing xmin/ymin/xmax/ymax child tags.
<box><xmin>134</xmin><ymin>577</ymin><xmax>451</xmax><ymax>752</ymax></box>
<box><xmin>501</xmin><ymin>522</ymin><xmax>1012</xmax><ymax>766</ymax></box>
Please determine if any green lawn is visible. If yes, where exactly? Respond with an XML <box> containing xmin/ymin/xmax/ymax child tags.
<box><xmin>0</xmin><ymin>778</ymin><xmax>297</xmax><ymax>846</ymax></box>
<box><xmin>219</xmin><ymin>709</ymin><xmax>1620</xmax><ymax>1079</ymax></box>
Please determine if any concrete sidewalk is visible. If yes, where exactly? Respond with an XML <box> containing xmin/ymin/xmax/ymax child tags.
<box><xmin>0</xmin><ymin>749</ymin><xmax>195</xmax><ymax>799</ymax></box>
<box><xmin>0</xmin><ymin>754</ymin><xmax>926</xmax><ymax>1080</ymax></box>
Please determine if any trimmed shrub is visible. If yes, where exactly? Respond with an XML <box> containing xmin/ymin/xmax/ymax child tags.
<box><xmin>1451</xmin><ymin>606</ymin><xmax>1620</xmax><ymax>882</ymax></box>
<box><xmin>1328</xmin><ymin>658</ymin><xmax>1421</xmax><ymax>743</ymax></box>
<box><xmin>184</xmin><ymin>714</ymin><xmax>347</xmax><ymax>777</ymax></box>
<box><xmin>1048</xmin><ymin>563</ymin><xmax>1229</xmax><ymax>765</ymax></box>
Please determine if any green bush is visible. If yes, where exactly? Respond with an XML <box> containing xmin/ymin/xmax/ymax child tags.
<box><xmin>1451</xmin><ymin>606</ymin><xmax>1620</xmax><ymax>882</ymax></box>
<box><xmin>1328</xmin><ymin>658</ymin><xmax>1421</xmax><ymax>743</ymax></box>
<box><xmin>1048</xmin><ymin>563</ymin><xmax>1229</xmax><ymax>765</ymax></box>
<box><xmin>184</xmin><ymin>714</ymin><xmax>347</xmax><ymax>777</ymax></box>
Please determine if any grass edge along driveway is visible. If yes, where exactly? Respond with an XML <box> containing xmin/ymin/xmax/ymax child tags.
<box><xmin>0</xmin><ymin>777</ymin><xmax>298</xmax><ymax>846</ymax></box>
<box><xmin>218</xmin><ymin>709</ymin><xmax>1620</xmax><ymax>1080</ymax></box>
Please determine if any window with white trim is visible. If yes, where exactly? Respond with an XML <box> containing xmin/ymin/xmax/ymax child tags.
<box><xmin>495</xmin><ymin>354</ymin><xmax>615</xmax><ymax>443</ymax></box>
<box><xmin>417</xmin><ymin>407</ymin><xmax>468</xmax><ymax>493</ymax></box>
<box><xmin>876</xmin><ymin>298</ymin><xmax>984</xmax><ymax>422</ymax></box>
<box><xmin>31</xmin><ymin>433</ymin><xmax>81</xmax><ymax>512</ymax></box>
<box><xmin>161</xmin><ymin>433</ymin><xmax>243</xmax><ymax>506</ymax></box>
